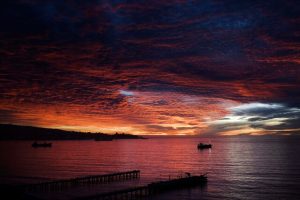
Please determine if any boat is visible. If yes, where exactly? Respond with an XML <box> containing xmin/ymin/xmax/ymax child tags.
<box><xmin>32</xmin><ymin>142</ymin><xmax>52</xmax><ymax>148</ymax></box>
<box><xmin>197</xmin><ymin>143</ymin><xmax>212</xmax><ymax>149</ymax></box>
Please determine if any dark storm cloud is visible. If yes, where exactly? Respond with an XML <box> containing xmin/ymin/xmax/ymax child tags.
<box><xmin>0</xmin><ymin>0</ymin><xmax>300</xmax><ymax>134</ymax></box>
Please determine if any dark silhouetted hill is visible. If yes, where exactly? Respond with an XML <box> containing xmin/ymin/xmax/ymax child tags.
<box><xmin>0</xmin><ymin>124</ymin><xmax>146</xmax><ymax>140</ymax></box>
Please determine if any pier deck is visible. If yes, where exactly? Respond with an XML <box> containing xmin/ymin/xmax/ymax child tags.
<box><xmin>20</xmin><ymin>170</ymin><xmax>140</xmax><ymax>192</ymax></box>
<box><xmin>73</xmin><ymin>175</ymin><xmax>207</xmax><ymax>200</ymax></box>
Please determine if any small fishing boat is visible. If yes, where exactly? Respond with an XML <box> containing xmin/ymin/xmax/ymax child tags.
<box><xmin>197</xmin><ymin>143</ymin><xmax>212</xmax><ymax>150</ymax></box>
<box><xmin>32</xmin><ymin>142</ymin><xmax>52</xmax><ymax>148</ymax></box>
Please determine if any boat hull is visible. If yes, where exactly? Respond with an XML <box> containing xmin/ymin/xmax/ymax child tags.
<box><xmin>197</xmin><ymin>143</ymin><xmax>212</xmax><ymax>149</ymax></box>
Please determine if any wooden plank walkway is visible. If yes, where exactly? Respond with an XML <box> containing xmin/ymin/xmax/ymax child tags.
<box><xmin>73</xmin><ymin>175</ymin><xmax>208</xmax><ymax>200</ymax></box>
<box><xmin>19</xmin><ymin>170</ymin><xmax>140</xmax><ymax>192</ymax></box>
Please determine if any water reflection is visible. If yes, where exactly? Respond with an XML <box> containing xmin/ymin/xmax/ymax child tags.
<box><xmin>0</xmin><ymin>137</ymin><xmax>300</xmax><ymax>199</ymax></box>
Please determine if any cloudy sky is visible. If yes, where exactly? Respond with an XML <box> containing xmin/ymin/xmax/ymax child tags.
<box><xmin>1</xmin><ymin>0</ymin><xmax>300</xmax><ymax>135</ymax></box>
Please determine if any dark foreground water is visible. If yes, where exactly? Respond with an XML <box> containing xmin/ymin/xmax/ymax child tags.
<box><xmin>1</xmin><ymin>136</ymin><xmax>300</xmax><ymax>200</ymax></box>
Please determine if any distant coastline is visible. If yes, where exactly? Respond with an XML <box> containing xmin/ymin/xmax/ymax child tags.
<box><xmin>0</xmin><ymin>124</ymin><xmax>146</xmax><ymax>141</ymax></box>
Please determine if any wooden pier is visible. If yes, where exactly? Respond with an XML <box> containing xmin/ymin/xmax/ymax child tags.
<box><xmin>20</xmin><ymin>170</ymin><xmax>140</xmax><ymax>192</ymax></box>
<box><xmin>73</xmin><ymin>175</ymin><xmax>207</xmax><ymax>200</ymax></box>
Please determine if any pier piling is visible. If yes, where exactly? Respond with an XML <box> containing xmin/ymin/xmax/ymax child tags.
<box><xmin>20</xmin><ymin>170</ymin><xmax>140</xmax><ymax>192</ymax></box>
<box><xmin>73</xmin><ymin>174</ymin><xmax>207</xmax><ymax>200</ymax></box>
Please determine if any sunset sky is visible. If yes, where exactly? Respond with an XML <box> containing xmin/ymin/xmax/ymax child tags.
<box><xmin>1</xmin><ymin>0</ymin><xmax>300</xmax><ymax>136</ymax></box>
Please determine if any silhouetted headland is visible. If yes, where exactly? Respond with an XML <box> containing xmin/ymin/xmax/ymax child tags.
<box><xmin>0</xmin><ymin>124</ymin><xmax>146</xmax><ymax>140</ymax></box>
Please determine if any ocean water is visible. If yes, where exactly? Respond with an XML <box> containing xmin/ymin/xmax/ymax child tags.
<box><xmin>0</xmin><ymin>136</ymin><xmax>300</xmax><ymax>199</ymax></box>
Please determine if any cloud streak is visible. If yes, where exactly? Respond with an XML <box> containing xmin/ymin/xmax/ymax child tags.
<box><xmin>204</xmin><ymin>103</ymin><xmax>300</xmax><ymax>136</ymax></box>
<box><xmin>0</xmin><ymin>0</ymin><xmax>300</xmax><ymax>135</ymax></box>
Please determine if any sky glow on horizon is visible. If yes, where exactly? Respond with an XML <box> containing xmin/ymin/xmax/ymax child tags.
<box><xmin>0</xmin><ymin>0</ymin><xmax>300</xmax><ymax>136</ymax></box>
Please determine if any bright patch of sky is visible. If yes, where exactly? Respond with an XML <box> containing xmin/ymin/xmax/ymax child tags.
<box><xmin>205</xmin><ymin>102</ymin><xmax>300</xmax><ymax>136</ymax></box>
<box><xmin>120</xmin><ymin>90</ymin><xmax>134</xmax><ymax>96</ymax></box>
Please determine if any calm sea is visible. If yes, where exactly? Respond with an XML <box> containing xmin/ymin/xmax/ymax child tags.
<box><xmin>0</xmin><ymin>136</ymin><xmax>300</xmax><ymax>200</ymax></box>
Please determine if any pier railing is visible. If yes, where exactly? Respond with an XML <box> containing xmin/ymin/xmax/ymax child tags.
<box><xmin>20</xmin><ymin>170</ymin><xmax>140</xmax><ymax>192</ymax></box>
<box><xmin>73</xmin><ymin>174</ymin><xmax>208</xmax><ymax>200</ymax></box>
